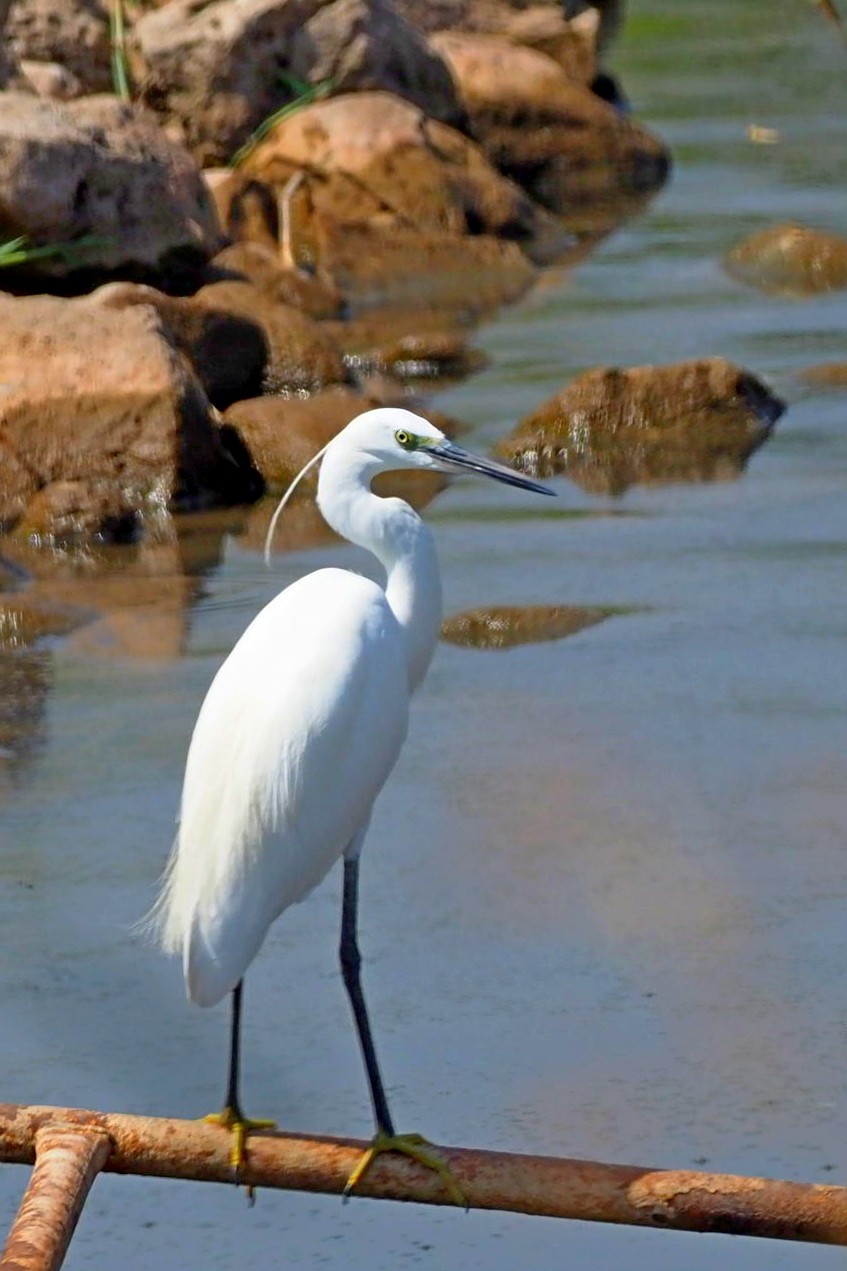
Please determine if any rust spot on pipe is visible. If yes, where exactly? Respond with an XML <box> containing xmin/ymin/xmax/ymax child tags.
<box><xmin>1</xmin><ymin>1128</ymin><xmax>111</xmax><ymax>1271</ymax></box>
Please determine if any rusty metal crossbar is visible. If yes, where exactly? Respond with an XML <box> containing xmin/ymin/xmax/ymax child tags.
<box><xmin>3</xmin><ymin>1102</ymin><xmax>847</xmax><ymax>1270</ymax></box>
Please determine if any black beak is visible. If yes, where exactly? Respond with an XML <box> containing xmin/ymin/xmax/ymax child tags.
<box><xmin>428</xmin><ymin>441</ymin><xmax>555</xmax><ymax>496</ymax></box>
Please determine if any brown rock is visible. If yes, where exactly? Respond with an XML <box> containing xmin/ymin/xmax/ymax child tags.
<box><xmin>432</xmin><ymin>30</ymin><xmax>667</xmax><ymax>212</ymax></box>
<box><xmin>223</xmin><ymin>387</ymin><xmax>369</xmax><ymax>489</ymax></box>
<box><xmin>496</xmin><ymin>358</ymin><xmax>784</xmax><ymax>495</ymax></box>
<box><xmin>0</xmin><ymin>93</ymin><xmax>222</xmax><ymax>281</ymax></box>
<box><xmin>6</xmin><ymin>0</ymin><xmax>111</xmax><ymax>94</ymax></box>
<box><xmin>241</xmin><ymin>91</ymin><xmax>568</xmax><ymax>257</ymax></box>
<box><xmin>291</xmin><ymin>0</ymin><xmax>462</xmax><ymax>122</ymax></box>
<box><xmin>324</xmin><ymin>306</ymin><xmax>467</xmax><ymax>358</ymax></box>
<box><xmin>192</xmin><ymin>279</ymin><xmax>347</xmax><ymax>393</ymax></box>
<box><xmin>0</xmin><ymin>292</ymin><xmax>257</xmax><ymax>539</ymax></box>
<box><xmin>224</xmin><ymin>387</ymin><xmax>456</xmax><ymax>512</ymax></box>
<box><xmin>90</xmin><ymin>281</ymin><xmax>268</xmax><ymax>409</ymax></box>
<box><xmin>441</xmin><ymin>603</ymin><xmax>618</xmax><ymax>649</ymax></box>
<box><xmin>135</xmin><ymin>0</ymin><xmax>461</xmax><ymax>166</ymax></box>
<box><xmin>725</xmin><ymin>223</ymin><xmax>847</xmax><ymax>296</ymax></box>
<box><xmin>211</xmin><ymin>242</ymin><xmax>345</xmax><ymax>319</ymax></box>
<box><xmin>392</xmin><ymin>0</ymin><xmax>598</xmax><ymax>81</ymax></box>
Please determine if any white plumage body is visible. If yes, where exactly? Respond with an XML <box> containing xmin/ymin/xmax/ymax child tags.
<box><xmin>152</xmin><ymin>403</ymin><xmax>550</xmax><ymax>1098</ymax></box>
<box><xmin>159</xmin><ymin>567</ymin><xmax>410</xmax><ymax>1007</ymax></box>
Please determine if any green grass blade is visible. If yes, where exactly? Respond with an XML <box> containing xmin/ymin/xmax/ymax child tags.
<box><xmin>230</xmin><ymin>77</ymin><xmax>334</xmax><ymax>167</ymax></box>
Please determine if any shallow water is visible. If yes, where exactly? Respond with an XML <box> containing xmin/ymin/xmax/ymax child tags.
<box><xmin>4</xmin><ymin>1</ymin><xmax>847</xmax><ymax>1267</ymax></box>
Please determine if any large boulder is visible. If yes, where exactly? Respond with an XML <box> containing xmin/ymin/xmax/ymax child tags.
<box><xmin>0</xmin><ymin>292</ymin><xmax>258</xmax><ymax>540</ymax></box>
<box><xmin>134</xmin><ymin>0</ymin><xmax>462</xmax><ymax>166</ymax></box>
<box><xmin>240</xmin><ymin>91</ymin><xmax>569</xmax><ymax>256</ymax></box>
<box><xmin>6</xmin><ymin>0</ymin><xmax>111</xmax><ymax>94</ymax></box>
<box><xmin>0</xmin><ymin>93</ymin><xmax>223</xmax><ymax>282</ymax></box>
<box><xmin>431</xmin><ymin>31</ymin><xmax>669</xmax><ymax>214</ymax></box>
<box><xmin>90</xmin><ymin>281</ymin><xmax>269</xmax><ymax>409</ymax></box>
<box><xmin>496</xmin><ymin>358</ymin><xmax>784</xmax><ymax>495</ymax></box>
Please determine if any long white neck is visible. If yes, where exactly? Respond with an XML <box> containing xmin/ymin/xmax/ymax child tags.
<box><xmin>317</xmin><ymin>447</ymin><xmax>442</xmax><ymax>691</ymax></box>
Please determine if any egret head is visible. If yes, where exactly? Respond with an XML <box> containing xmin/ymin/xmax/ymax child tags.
<box><xmin>339</xmin><ymin>408</ymin><xmax>555</xmax><ymax>496</ymax></box>
<box><xmin>264</xmin><ymin>407</ymin><xmax>553</xmax><ymax>563</ymax></box>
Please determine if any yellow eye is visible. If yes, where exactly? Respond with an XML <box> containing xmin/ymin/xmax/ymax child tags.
<box><xmin>395</xmin><ymin>429</ymin><xmax>414</xmax><ymax>449</ymax></box>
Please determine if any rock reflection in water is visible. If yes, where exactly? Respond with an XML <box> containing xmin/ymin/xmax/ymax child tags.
<box><xmin>442</xmin><ymin>603</ymin><xmax>623</xmax><ymax>649</ymax></box>
<box><xmin>0</xmin><ymin>649</ymin><xmax>52</xmax><ymax>782</ymax></box>
<box><xmin>0</xmin><ymin>527</ymin><xmax>229</xmax><ymax>662</ymax></box>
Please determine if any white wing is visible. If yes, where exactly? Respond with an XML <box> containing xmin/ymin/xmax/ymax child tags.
<box><xmin>155</xmin><ymin>567</ymin><xmax>410</xmax><ymax>1006</ymax></box>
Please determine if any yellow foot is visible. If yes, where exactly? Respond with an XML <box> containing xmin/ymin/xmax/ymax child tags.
<box><xmin>202</xmin><ymin>1106</ymin><xmax>276</xmax><ymax>1200</ymax></box>
<box><xmin>344</xmin><ymin>1130</ymin><xmax>467</xmax><ymax>1209</ymax></box>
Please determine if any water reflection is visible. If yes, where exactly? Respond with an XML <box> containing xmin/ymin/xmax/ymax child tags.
<box><xmin>0</xmin><ymin>650</ymin><xmax>52</xmax><ymax>782</ymax></box>
<box><xmin>0</xmin><ymin>535</ymin><xmax>210</xmax><ymax>662</ymax></box>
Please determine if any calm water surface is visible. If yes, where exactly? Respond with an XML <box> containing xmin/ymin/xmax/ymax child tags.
<box><xmin>3</xmin><ymin>2</ymin><xmax>847</xmax><ymax>1267</ymax></box>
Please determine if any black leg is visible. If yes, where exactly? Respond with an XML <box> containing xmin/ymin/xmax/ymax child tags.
<box><xmin>225</xmin><ymin>979</ymin><xmax>244</xmax><ymax>1118</ymax></box>
<box><xmin>340</xmin><ymin>856</ymin><xmax>395</xmax><ymax>1136</ymax></box>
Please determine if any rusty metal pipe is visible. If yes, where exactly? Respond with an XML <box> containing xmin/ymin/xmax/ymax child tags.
<box><xmin>3</xmin><ymin>1103</ymin><xmax>847</xmax><ymax>1247</ymax></box>
<box><xmin>1</xmin><ymin>1127</ymin><xmax>110</xmax><ymax>1271</ymax></box>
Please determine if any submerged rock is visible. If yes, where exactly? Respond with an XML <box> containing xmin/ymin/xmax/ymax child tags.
<box><xmin>0</xmin><ymin>292</ymin><xmax>257</xmax><ymax>540</ymax></box>
<box><xmin>441</xmin><ymin>603</ymin><xmax>619</xmax><ymax>649</ymax></box>
<box><xmin>134</xmin><ymin>0</ymin><xmax>462</xmax><ymax>166</ymax></box>
<box><xmin>496</xmin><ymin>358</ymin><xmax>784</xmax><ymax>495</ymax></box>
<box><xmin>0</xmin><ymin>92</ymin><xmax>222</xmax><ymax>281</ymax></box>
<box><xmin>725</xmin><ymin>223</ymin><xmax>847</xmax><ymax>296</ymax></box>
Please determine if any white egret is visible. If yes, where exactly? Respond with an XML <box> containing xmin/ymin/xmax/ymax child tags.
<box><xmin>152</xmin><ymin>407</ymin><xmax>554</xmax><ymax>1202</ymax></box>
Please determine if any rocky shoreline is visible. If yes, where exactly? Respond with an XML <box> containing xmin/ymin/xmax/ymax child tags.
<box><xmin>0</xmin><ymin>0</ymin><xmax>679</xmax><ymax>544</ymax></box>
<box><xmin>0</xmin><ymin>0</ymin><xmax>804</xmax><ymax>623</ymax></box>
